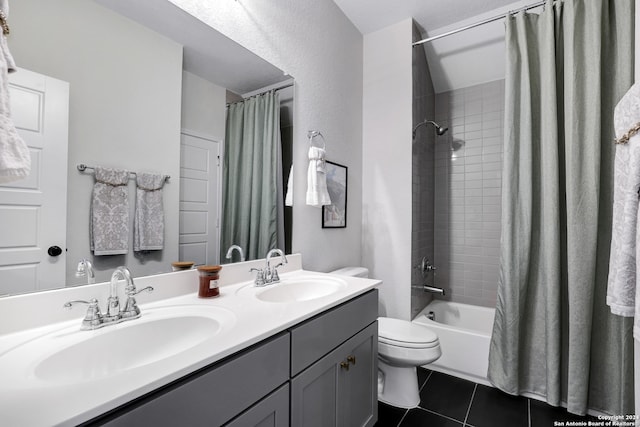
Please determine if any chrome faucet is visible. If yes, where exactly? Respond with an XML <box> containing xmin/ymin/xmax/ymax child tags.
<box><xmin>249</xmin><ymin>248</ymin><xmax>288</xmax><ymax>287</ymax></box>
<box><xmin>113</xmin><ymin>266</ymin><xmax>154</xmax><ymax>320</ymax></box>
<box><xmin>265</xmin><ymin>248</ymin><xmax>287</xmax><ymax>284</ymax></box>
<box><xmin>75</xmin><ymin>258</ymin><xmax>95</xmax><ymax>286</ymax></box>
<box><xmin>225</xmin><ymin>245</ymin><xmax>245</xmax><ymax>262</ymax></box>
<box><xmin>105</xmin><ymin>266</ymin><xmax>130</xmax><ymax>321</ymax></box>
<box><xmin>64</xmin><ymin>266</ymin><xmax>153</xmax><ymax>330</ymax></box>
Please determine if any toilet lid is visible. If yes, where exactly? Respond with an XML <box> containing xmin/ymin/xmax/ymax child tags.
<box><xmin>378</xmin><ymin>317</ymin><xmax>438</xmax><ymax>345</ymax></box>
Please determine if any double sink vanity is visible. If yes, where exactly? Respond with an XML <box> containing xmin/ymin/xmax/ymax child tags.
<box><xmin>0</xmin><ymin>254</ymin><xmax>380</xmax><ymax>426</ymax></box>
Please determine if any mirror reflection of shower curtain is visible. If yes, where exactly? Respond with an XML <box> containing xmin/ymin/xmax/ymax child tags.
<box><xmin>487</xmin><ymin>0</ymin><xmax>634</xmax><ymax>417</ymax></box>
<box><xmin>221</xmin><ymin>91</ymin><xmax>285</xmax><ymax>261</ymax></box>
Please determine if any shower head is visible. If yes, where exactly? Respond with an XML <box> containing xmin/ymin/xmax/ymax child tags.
<box><xmin>435</xmin><ymin>123</ymin><xmax>448</xmax><ymax>135</ymax></box>
<box><xmin>412</xmin><ymin>120</ymin><xmax>448</xmax><ymax>139</ymax></box>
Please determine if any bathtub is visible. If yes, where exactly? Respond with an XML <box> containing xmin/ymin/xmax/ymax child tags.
<box><xmin>413</xmin><ymin>300</ymin><xmax>495</xmax><ymax>386</ymax></box>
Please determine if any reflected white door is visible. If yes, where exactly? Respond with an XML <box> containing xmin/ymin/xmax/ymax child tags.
<box><xmin>0</xmin><ymin>68</ymin><xmax>70</xmax><ymax>295</ymax></box>
<box><xmin>179</xmin><ymin>130</ymin><xmax>221</xmax><ymax>266</ymax></box>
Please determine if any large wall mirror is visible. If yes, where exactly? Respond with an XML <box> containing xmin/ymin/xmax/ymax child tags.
<box><xmin>0</xmin><ymin>0</ymin><xmax>294</xmax><ymax>296</ymax></box>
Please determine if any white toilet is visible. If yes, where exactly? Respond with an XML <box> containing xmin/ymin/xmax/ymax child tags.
<box><xmin>330</xmin><ymin>267</ymin><xmax>441</xmax><ymax>409</ymax></box>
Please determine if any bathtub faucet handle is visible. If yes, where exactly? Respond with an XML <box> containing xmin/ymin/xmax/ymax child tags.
<box><xmin>417</xmin><ymin>257</ymin><xmax>436</xmax><ymax>276</ymax></box>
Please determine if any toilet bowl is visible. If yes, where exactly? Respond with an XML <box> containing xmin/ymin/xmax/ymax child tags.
<box><xmin>377</xmin><ymin>317</ymin><xmax>441</xmax><ymax>408</ymax></box>
<box><xmin>329</xmin><ymin>267</ymin><xmax>442</xmax><ymax>409</ymax></box>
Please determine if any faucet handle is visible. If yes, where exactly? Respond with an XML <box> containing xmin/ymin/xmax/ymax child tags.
<box><xmin>126</xmin><ymin>285</ymin><xmax>154</xmax><ymax>297</ymax></box>
<box><xmin>250</xmin><ymin>268</ymin><xmax>266</xmax><ymax>287</ymax></box>
<box><xmin>121</xmin><ymin>286</ymin><xmax>153</xmax><ymax>320</ymax></box>
<box><xmin>270</xmin><ymin>263</ymin><xmax>285</xmax><ymax>283</ymax></box>
<box><xmin>64</xmin><ymin>298</ymin><xmax>103</xmax><ymax>330</ymax></box>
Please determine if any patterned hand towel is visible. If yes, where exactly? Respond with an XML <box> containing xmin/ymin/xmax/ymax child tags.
<box><xmin>134</xmin><ymin>172</ymin><xmax>166</xmax><ymax>252</ymax></box>
<box><xmin>90</xmin><ymin>167</ymin><xmax>130</xmax><ymax>255</ymax></box>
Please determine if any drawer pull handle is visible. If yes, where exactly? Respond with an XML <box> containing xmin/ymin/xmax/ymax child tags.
<box><xmin>340</xmin><ymin>361</ymin><xmax>350</xmax><ymax>371</ymax></box>
<box><xmin>347</xmin><ymin>355</ymin><xmax>356</xmax><ymax>365</ymax></box>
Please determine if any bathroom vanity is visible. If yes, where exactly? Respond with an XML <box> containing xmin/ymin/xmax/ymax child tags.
<box><xmin>0</xmin><ymin>255</ymin><xmax>379</xmax><ymax>427</ymax></box>
<box><xmin>90</xmin><ymin>289</ymin><xmax>378</xmax><ymax>427</ymax></box>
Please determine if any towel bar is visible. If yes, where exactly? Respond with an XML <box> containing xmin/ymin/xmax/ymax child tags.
<box><xmin>77</xmin><ymin>164</ymin><xmax>170</xmax><ymax>181</ymax></box>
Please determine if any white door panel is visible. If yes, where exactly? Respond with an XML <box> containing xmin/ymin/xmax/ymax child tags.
<box><xmin>0</xmin><ymin>68</ymin><xmax>69</xmax><ymax>295</ymax></box>
<box><xmin>179</xmin><ymin>131</ymin><xmax>221</xmax><ymax>266</ymax></box>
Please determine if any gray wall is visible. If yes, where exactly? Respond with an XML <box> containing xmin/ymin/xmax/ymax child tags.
<box><xmin>433</xmin><ymin>80</ymin><xmax>504</xmax><ymax>308</ymax></box>
<box><xmin>410</xmin><ymin>23</ymin><xmax>435</xmax><ymax>319</ymax></box>
<box><xmin>10</xmin><ymin>0</ymin><xmax>183</xmax><ymax>284</ymax></box>
<box><xmin>181</xmin><ymin>71</ymin><xmax>226</xmax><ymax>140</ymax></box>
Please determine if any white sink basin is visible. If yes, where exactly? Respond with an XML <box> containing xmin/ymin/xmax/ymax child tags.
<box><xmin>0</xmin><ymin>305</ymin><xmax>236</xmax><ymax>387</ymax></box>
<box><xmin>238</xmin><ymin>276</ymin><xmax>348</xmax><ymax>303</ymax></box>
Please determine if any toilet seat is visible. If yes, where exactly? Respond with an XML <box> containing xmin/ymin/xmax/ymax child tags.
<box><xmin>379</xmin><ymin>336</ymin><xmax>439</xmax><ymax>349</ymax></box>
<box><xmin>378</xmin><ymin>317</ymin><xmax>439</xmax><ymax>349</ymax></box>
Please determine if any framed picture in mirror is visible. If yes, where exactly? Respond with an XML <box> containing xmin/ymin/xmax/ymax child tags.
<box><xmin>322</xmin><ymin>161</ymin><xmax>347</xmax><ymax>228</ymax></box>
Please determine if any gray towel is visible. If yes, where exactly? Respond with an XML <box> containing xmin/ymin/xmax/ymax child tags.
<box><xmin>134</xmin><ymin>172</ymin><xmax>166</xmax><ymax>252</ymax></box>
<box><xmin>90</xmin><ymin>167</ymin><xmax>130</xmax><ymax>255</ymax></box>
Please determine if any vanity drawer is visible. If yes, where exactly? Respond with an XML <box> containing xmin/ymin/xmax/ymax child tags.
<box><xmin>290</xmin><ymin>289</ymin><xmax>378</xmax><ymax>376</ymax></box>
<box><xmin>97</xmin><ymin>332</ymin><xmax>290</xmax><ymax>427</ymax></box>
<box><xmin>224</xmin><ymin>383</ymin><xmax>289</xmax><ymax>427</ymax></box>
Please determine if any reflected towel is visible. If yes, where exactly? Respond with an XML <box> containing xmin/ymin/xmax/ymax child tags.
<box><xmin>305</xmin><ymin>146</ymin><xmax>331</xmax><ymax>207</ymax></box>
<box><xmin>90</xmin><ymin>167</ymin><xmax>130</xmax><ymax>255</ymax></box>
<box><xmin>134</xmin><ymin>172</ymin><xmax>166</xmax><ymax>252</ymax></box>
<box><xmin>285</xmin><ymin>164</ymin><xmax>293</xmax><ymax>206</ymax></box>
<box><xmin>0</xmin><ymin>10</ymin><xmax>28</xmax><ymax>184</ymax></box>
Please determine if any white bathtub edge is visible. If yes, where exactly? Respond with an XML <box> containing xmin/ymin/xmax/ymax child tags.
<box><xmin>423</xmin><ymin>364</ymin><xmax>493</xmax><ymax>387</ymax></box>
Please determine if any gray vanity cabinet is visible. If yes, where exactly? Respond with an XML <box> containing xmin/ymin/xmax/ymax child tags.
<box><xmin>87</xmin><ymin>289</ymin><xmax>378</xmax><ymax>427</ymax></box>
<box><xmin>224</xmin><ymin>383</ymin><xmax>289</xmax><ymax>427</ymax></box>
<box><xmin>290</xmin><ymin>289</ymin><xmax>378</xmax><ymax>427</ymax></box>
<box><xmin>290</xmin><ymin>323</ymin><xmax>377</xmax><ymax>427</ymax></box>
<box><xmin>95</xmin><ymin>333</ymin><xmax>290</xmax><ymax>427</ymax></box>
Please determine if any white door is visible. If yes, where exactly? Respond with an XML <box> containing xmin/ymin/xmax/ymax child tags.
<box><xmin>179</xmin><ymin>130</ymin><xmax>221</xmax><ymax>266</ymax></box>
<box><xmin>0</xmin><ymin>68</ymin><xmax>70</xmax><ymax>295</ymax></box>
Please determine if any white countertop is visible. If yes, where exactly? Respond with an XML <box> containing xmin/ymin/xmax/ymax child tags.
<box><xmin>0</xmin><ymin>259</ymin><xmax>379</xmax><ymax>427</ymax></box>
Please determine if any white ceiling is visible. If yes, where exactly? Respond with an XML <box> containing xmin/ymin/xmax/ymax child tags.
<box><xmin>96</xmin><ymin>0</ymin><xmax>289</xmax><ymax>95</ymax></box>
<box><xmin>334</xmin><ymin>0</ymin><xmax>533</xmax><ymax>92</ymax></box>
<box><xmin>332</xmin><ymin>0</ymin><xmax>521</xmax><ymax>35</ymax></box>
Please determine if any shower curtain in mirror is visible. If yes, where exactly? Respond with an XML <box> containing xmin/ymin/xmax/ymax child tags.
<box><xmin>221</xmin><ymin>91</ymin><xmax>285</xmax><ymax>261</ymax></box>
<box><xmin>488</xmin><ymin>0</ymin><xmax>634</xmax><ymax>416</ymax></box>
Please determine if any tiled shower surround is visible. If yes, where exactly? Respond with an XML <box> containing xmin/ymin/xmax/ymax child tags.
<box><xmin>433</xmin><ymin>80</ymin><xmax>505</xmax><ymax>308</ymax></box>
<box><xmin>411</xmin><ymin>22</ymin><xmax>436</xmax><ymax>319</ymax></box>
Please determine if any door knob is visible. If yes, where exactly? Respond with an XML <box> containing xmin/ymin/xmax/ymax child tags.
<box><xmin>347</xmin><ymin>355</ymin><xmax>356</xmax><ymax>365</ymax></box>
<box><xmin>340</xmin><ymin>361</ymin><xmax>350</xmax><ymax>371</ymax></box>
<box><xmin>48</xmin><ymin>246</ymin><xmax>63</xmax><ymax>257</ymax></box>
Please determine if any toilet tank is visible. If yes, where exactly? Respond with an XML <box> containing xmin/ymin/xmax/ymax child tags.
<box><xmin>329</xmin><ymin>267</ymin><xmax>369</xmax><ymax>278</ymax></box>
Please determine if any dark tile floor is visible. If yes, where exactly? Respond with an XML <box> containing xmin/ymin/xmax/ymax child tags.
<box><xmin>374</xmin><ymin>368</ymin><xmax>599</xmax><ymax>427</ymax></box>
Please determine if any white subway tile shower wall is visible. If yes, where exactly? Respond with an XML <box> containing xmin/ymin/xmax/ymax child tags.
<box><xmin>434</xmin><ymin>80</ymin><xmax>504</xmax><ymax>308</ymax></box>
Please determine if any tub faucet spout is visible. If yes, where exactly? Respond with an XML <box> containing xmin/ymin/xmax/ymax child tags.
<box><xmin>423</xmin><ymin>285</ymin><xmax>445</xmax><ymax>296</ymax></box>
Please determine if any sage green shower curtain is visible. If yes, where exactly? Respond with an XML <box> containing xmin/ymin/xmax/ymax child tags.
<box><xmin>487</xmin><ymin>0</ymin><xmax>634</xmax><ymax>416</ymax></box>
<box><xmin>221</xmin><ymin>91</ymin><xmax>284</xmax><ymax>261</ymax></box>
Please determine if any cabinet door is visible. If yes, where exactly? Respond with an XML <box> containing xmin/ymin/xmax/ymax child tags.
<box><xmin>224</xmin><ymin>383</ymin><xmax>289</xmax><ymax>427</ymax></box>
<box><xmin>291</xmin><ymin>322</ymin><xmax>378</xmax><ymax>427</ymax></box>
<box><xmin>290</xmin><ymin>349</ymin><xmax>340</xmax><ymax>427</ymax></box>
<box><xmin>338</xmin><ymin>322</ymin><xmax>378</xmax><ymax>427</ymax></box>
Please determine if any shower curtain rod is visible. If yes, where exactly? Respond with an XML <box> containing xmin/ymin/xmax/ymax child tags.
<box><xmin>226</xmin><ymin>82</ymin><xmax>294</xmax><ymax>107</ymax></box>
<box><xmin>412</xmin><ymin>0</ymin><xmax>546</xmax><ymax>47</ymax></box>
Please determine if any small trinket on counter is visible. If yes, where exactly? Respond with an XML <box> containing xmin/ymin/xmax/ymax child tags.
<box><xmin>197</xmin><ymin>265</ymin><xmax>222</xmax><ymax>298</ymax></box>
<box><xmin>171</xmin><ymin>261</ymin><xmax>194</xmax><ymax>271</ymax></box>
